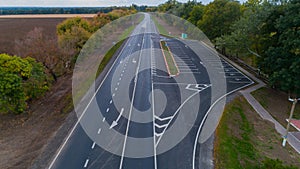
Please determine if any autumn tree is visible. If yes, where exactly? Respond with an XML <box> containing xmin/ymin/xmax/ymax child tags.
<box><xmin>0</xmin><ymin>54</ymin><xmax>48</xmax><ymax>114</ymax></box>
<box><xmin>15</xmin><ymin>27</ymin><xmax>72</xmax><ymax>81</ymax></box>
<box><xmin>197</xmin><ymin>0</ymin><xmax>242</xmax><ymax>40</ymax></box>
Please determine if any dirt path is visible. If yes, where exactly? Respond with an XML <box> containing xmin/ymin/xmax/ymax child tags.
<box><xmin>0</xmin><ymin>74</ymin><xmax>73</xmax><ymax>169</ymax></box>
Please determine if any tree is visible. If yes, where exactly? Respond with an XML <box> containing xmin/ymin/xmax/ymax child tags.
<box><xmin>57</xmin><ymin>17</ymin><xmax>93</xmax><ymax>56</ymax></box>
<box><xmin>0</xmin><ymin>54</ymin><xmax>48</xmax><ymax>114</ymax></box>
<box><xmin>197</xmin><ymin>0</ymin><xmax>242</xmax><ymax>40</ymax></box>
<box><xmin>188</xmin><ymin>5</ymin><xmax>204</xmax><ymax>26</ymax></box>
<box><xmin>260</xmin><ymin>0</ymin><xmax>300</xmax><ymax>96</ymax></box>
<box><xmin>15</xmin><ymin>27</ymin><xmax>71</xmax><ymax>81</ymax></box>
<box><xmin>215</xmin><ymin>1</ymin><xmax>276</xmax><ymax>58</ymax></box>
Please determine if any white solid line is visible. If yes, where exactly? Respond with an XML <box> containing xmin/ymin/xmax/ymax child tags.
<box><xmin>97</xmin><ymin>128</ymin><xmax>102</xmax><ymax>134</ymax></box>
<box><xmin>106</xmin><ymin>108</ymin><xmax>110</xmax><ymax>113</ymax></box>
<box><xmin>47</xmin><ymin>32</ymin><xmax>132</xmax><ymax>169</ymax></box>
<box><xmin>84</xmin><ymin>159</ymin><xmax>89</xmax><ymax>168</ymax></box>
<box><xmin>156</xmin><ymin>89</ymin><xmax>202</xmax><ymax>147</ymax></box>
<box><xmin>150</xmin><ymin>31</ymin><xmax>158</xmax><ymax>169</ymax></box>
<box><xmin>119</xmin><ymin>32</ymin><xmax>145</xmax><ymax>169</ymax></box>
<box><xmin>91</xmin><ymin>142</ymin><xmax>96</xmax><ymax>149</ymax></box>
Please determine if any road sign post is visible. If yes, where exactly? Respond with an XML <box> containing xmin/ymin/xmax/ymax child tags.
<box><xmin>282</xmin><ymin>98</ymin><xmax>299</xmax><ymax>147</ymax></box>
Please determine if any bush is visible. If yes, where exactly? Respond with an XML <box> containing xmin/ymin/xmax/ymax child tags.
<box><xmin>0</xmin><ymin>54</ymin><xmax>48</xmax><ymax>114</ymax></box>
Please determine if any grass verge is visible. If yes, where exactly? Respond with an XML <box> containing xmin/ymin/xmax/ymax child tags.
<box><xmin>215</xmin><ymin>96</ymin><xmax>300</xmax><ymax>169</ymax></box>
<box><xmin>151</xmin><ymin>15</ymin><xmax>170</xmax><ymax>36</ymax></box>
<box><xmin>96</xmin><ymin>39</ymin><xmax>125</xmax><ymax>77</ymax></box>
<box><xmin>160</xmin><ymin>40</ymin><xmax>179</xmax><ymax>76</ymax></box>
<box><xmin>251</xmin><ymin>87</ymin><xmax>300</xmax><ymax>130</ymax></box>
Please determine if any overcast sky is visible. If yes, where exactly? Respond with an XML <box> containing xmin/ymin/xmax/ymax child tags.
<box><xmin>0</xmin><ymin>0</ymin><xmax>245</xmax><ymax>7</ymax></box>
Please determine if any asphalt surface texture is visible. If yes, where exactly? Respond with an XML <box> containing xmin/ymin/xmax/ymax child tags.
<box><xmin>48</xmin><ymin>13</ymin><xmax>253</xmax><ymax>169</ymax></box>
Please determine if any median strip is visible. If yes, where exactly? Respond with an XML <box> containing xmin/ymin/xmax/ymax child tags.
<box><xmin>160</xmin><ymin>40</ymin><xmax>179</xmax><ymax>76</ymax></box>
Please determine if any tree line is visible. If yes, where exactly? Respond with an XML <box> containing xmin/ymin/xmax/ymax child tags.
<box><xmin>153</xmin><ymin>0</ymin><xmax>300</xmax><ymax>97</ymax></box>
<box><xmin>0</xmin><ymin>7</ymin><xmax>115</xmax><ymax>15</ymax></box>
<box><xmin>1</xmin><ymin>8</ymin><xmax>136</xmax><ymax>114</ymax></box>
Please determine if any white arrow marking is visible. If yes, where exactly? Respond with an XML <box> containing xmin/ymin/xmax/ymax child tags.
<box><xmin>110</xmin><ymin>108</ymin><xmax>124</xmax><ymax>129</ymax></box>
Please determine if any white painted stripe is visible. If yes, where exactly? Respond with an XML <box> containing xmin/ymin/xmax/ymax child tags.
<box><xmin>102</xmin><ymin>117</ymin><xmax>106</xmax><ymax>122</ymax></box>
<box><xmin>47</xmin><ymin>31</ymin><xmax>133</xmax><ymax>169</ymax></box>
<box><xmin>84</xmin><ymin>159</ymin><xmax>89</xmax><ymax>168</ymax></box>
<box><xmin>106</xmin><ymin>108</ymin><xmax>110</xmax><ymax>112</ymax></box>
<box><xmin>91</xmin><ymin>142</ymin><xmax>96</xmax><ymax>149</ymax></box>
<box><xmin>97</xmin><ymin>128</ymin><xmax>102</xmax><ymax>134</ymax></box>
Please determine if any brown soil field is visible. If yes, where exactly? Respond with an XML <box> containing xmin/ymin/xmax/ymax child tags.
<box><xmin>0</xmin><ymin>18</ymin><xmax>73</xmax><ymax>169</ymax></box>
<box><xmin>0</xmin><ymin>18</ymin><xmax>65</xmax><ymax>55</ymax></box>
<box><xmin>0</xmin><ymin>14</ymin><xmax>96</xmax><ymax>19</ymax></box>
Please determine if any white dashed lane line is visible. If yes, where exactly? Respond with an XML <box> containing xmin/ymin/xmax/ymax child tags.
<box><xmin>91</xmin><ymin>142</ymin><xmax>96</xmax><ymax>149</ymax></box>
<box><xmin>106</xmin><ymin>108</ymin><xmax>110</xmax><ymax>113</ymax></box>
<box><xmin>83</xmin><ymin>159</ymin><xmax>89</xmax><ymax>168</ymax></box>
<box><xmin>97</xmin><ymin>128</ymin><xmax>102</xmax><ymax>134</ymax></box>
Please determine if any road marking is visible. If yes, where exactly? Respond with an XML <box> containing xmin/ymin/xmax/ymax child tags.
<box><xmin>112</xmin><ymin>93</ymin><xmax>115</xmax><ymax>97</ymax></box>
<box><xmin>110</xmin><ymin>108</ymin><xmax>124</xmax><ymax>129</ymax></box>
<box><xmin>47</xmin><ymin>31</ymin><xmax>134</xmax><ymax>169</ymax></box>
<box><xmin>154</xmin><ymin>123</ymin><xmax>168</xmax><ymax>128</ymax></box>
<box><xmin>109</xmin><ymin>100</ymin><xmax>113</xmax><ymax>104</ymax></box>
<box><xmin>115</xmin><ymin>87</ymin><xmax>118</xmax><ymax>91</ymax></box>
<box><xmin>91</xmin><ymin>142</ymin><xmax>96</xmax><ymax>149</ymax></box>
<box><xmin>84</xmin><ymin>159</ymin><xmax>89</xmax><ymax>168</ymax></box>
<box><xmin>106</xmin><ymin>108</ymin><xmax>110</xmax><ymax>113</ymax></box>
<box><xmin>102</xmin><ymin>117</ymin><xmax>106</xmax><ymax>122</ymax></box>
<box><xmin>150</xmin><ymin>32</ymin><xmax>158</xmax><ymax>169</ymax></box>
<box><xmin>154</xmin><ymin>115</ymin><xmax>173</xmax><ymax>121</ymax></box>
<box><xmin>119</xmin><ymin>33</ymin><xmax>145</xmax><ymax>169</ymax></box>
<box><xmin>97</xmin><ymin>128</ymin><xmax>102</xmax><ymax>134</ymax></box>
<box><xmin>155</xmin><ymin>89</ymin><xmax>202</xmax><ymax>147</ymax></box>
<box><xmin>119</xmin><ymin>77</ymin><xmax>122</xmax><ymax>81</ymax></box>
<box><xmin>117</xmin><ymin>82</ymin><xmax>120</xmax><ymax>86</ymax></box>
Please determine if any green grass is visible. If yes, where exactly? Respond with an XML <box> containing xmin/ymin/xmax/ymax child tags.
<box><xmin>215</xmin><ymin>98</ymin><xmax>257</xmax><ymax>169</ymax></box>
<box><xmin>215</xmin><ymin>97</ymin><xmax>299</xmax><ymax>169</ymax></box>
<box><xmin>72</xmin><ymin>39</ymin><xmax>126</xmax><ymax>105</ymax></box>
<box><xmin>118</xmin><ymin>15</ymin><xmax>145</xmax><ymax>41</ymax></box>
<box><xmin>151</xmin><ymin>15</ymin><xmax>169</xmax><ymax>36</ymax></box>
<box><xmin>160</xmin><ymin>41</ymin><xmax>179</xmax><ymax>76</ymax></box>
<box><xmin>96</xmin><ymin>39</ymin><xmax>125</xmax><ymax>77</ymax></box>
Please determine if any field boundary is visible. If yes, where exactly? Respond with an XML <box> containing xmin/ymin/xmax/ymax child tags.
<box><xmin>0</xmin><ymin>14</ymin><xmax>96</xmax><ymax>18</ymax></box>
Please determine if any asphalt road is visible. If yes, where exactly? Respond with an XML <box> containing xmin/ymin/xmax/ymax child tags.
<box><xmin>48</xmin><ymin>13</ymin><xmax>253</xmax><ymax>169</ymax></box>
